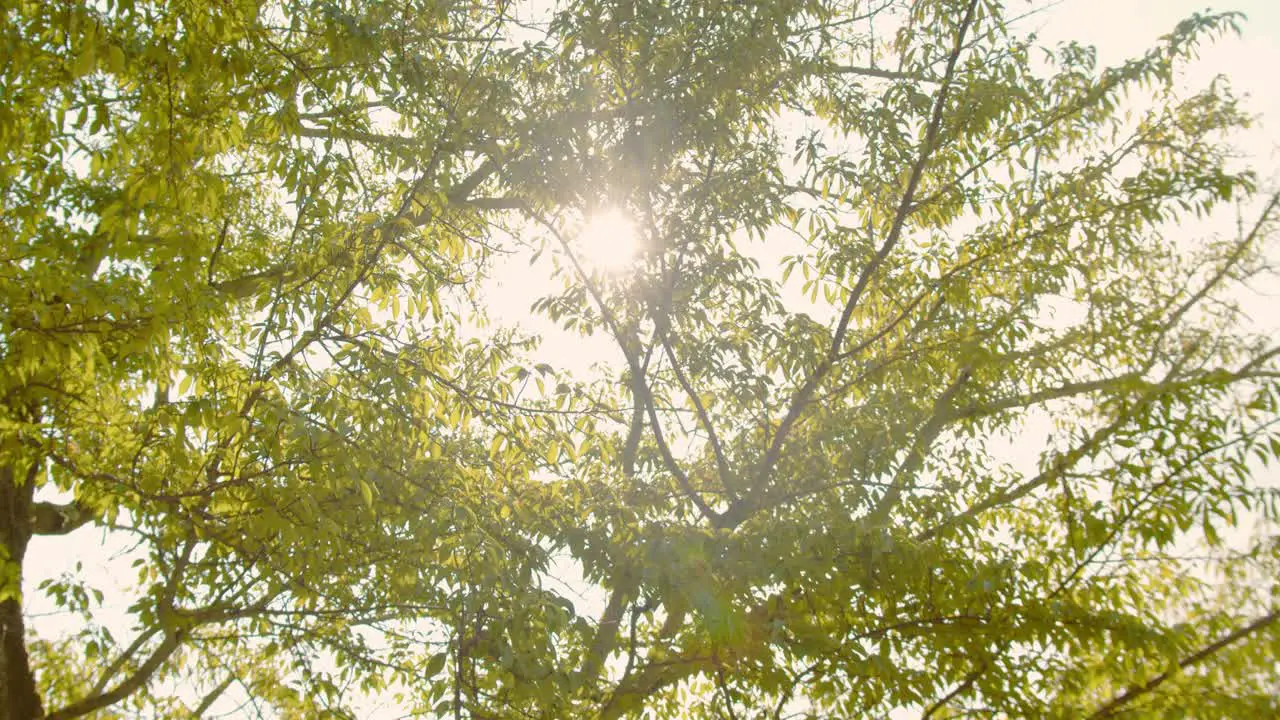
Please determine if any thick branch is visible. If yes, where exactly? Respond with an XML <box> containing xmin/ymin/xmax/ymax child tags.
<box><xmin>46</xmin><ymin>630</ymin><xmax>183</xmax><ymax>720</ymax></box>
<box><xmin>954</xmin><ymin>374</ymin><xmax>1142</xmax><ymax>421</ymax></box>
<box><xmin>866</xmin><ymin>367</ymin><xmax>971</xmax><ymax>526</ymax></box>
<box><xmin>600</xmin><ymin>654</ymin><xmax>715</xmax><ymax>720</ymax></box>
<box><xmin>578</xmin><ymin>587</ymin><xmax>631</xmax><ymax>683</ymax></box>
<box><xmin>29</xmin><ymin>500</ymin><xmax>93</xmax><ymax>536</ymax></box>
<box><xmin>921</xmin><ymin>663</ymin><xmax>986</xmax><ymax>719</ymax></box>
<box><xmin>1085</xmin><ymin>607</ymin><xmax>1280</xmax><ymax>719</ymax></box>
<box><xmin>191</xmin><ymin>675</ymin><xmax>235</xmax><ymax>717</ymax></box>
<box><xmin>442</xmin><ymin>158</ymin><xmax>501</xmax><ymax>209</ymax></box>
<box><xmin>209</xmin><ymin>265</ymin><xmax>290</xmax><ymax>300</ymax></box>
<box><xmin>89</xmin><ymin>627</ymin><xmax>160</xmax><ymax>697</ymax></box>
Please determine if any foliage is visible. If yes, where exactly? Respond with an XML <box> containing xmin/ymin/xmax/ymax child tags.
<box><xmin>2</xmin><ymin>0</ymin><xmax>1278</xmax><ymax>718</ymax></box>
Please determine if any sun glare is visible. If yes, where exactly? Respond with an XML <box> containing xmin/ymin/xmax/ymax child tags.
<box><xmin>577</xmin><ymin>208</ymin><xmax>639</xmax><ymax>272</ymax></box>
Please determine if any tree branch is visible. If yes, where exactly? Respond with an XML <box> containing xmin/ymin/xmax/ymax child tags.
<box><xmin>759</xmin><ymin>0</ymin><xmax>980</xmax><ymax>488</ymax></box>
<box><xmin>823</xmin><ymin>63</ymin><xmax>943</xmax><ymax>84</ymax></box>
<box><xmin>297</xmin><ymin>125</ymin><xmax>417</xmax><ymax>149</ymax></box>
<box><xmin>917</xmin><ymin>399</ymin><xmax>1141</xmax><ymax>543</ymax></box>
<box><xmin>459</xmin><ymin>196</ymin><xmax>525</xmax><ymax>211</ymax></box>
<box><xmin>1085</xmin><ymin>607</ymin><xmax>1280</xmax><ymax>719</ymax></box>
<box><xmin>599</xmin><ymin>653</ymin><xmax>715</xmax><ymax>720</ymax></box>
<box><xmin>46</xmin><ymin>630</ymin><xmax>184</xmax><ymax>720</ymax></box>
<box><xmin>29</xmin><ymin>500</ymin><xmax>93</xmax><ymax>536</ymax></box>
<box><xmin>89</xmin><ymin>626</ymin><xmax>160</xmax><ymax>697</ymax></box>
<box><xmin>921</xmin><ymin>663</ymin><xmax>986</xmax><ymax>719</ymax></box>
<box><xmin>578</xmin><ymin>586</ymin><xmax>631</xmax><ymax>683</ymax></box>
<box><xmin>533</xmin><ymin>213</ymin><xmax>720</xmax><ymax>525</ymax></box>
<box><xmin>191</xmin><ymin>674</ymin><xmax>235</xmax><ymax>717</ymax></box>
<box><xmin>653</xmin><ymin>320</ymin><xmax>739</xmax><ymax>498</ymax></box>
<box><xmin>866</xmin><ymin>367</ymin><xmax>971</xmax><ymax>526</ymax></box>
<box><xmin>441</xmin><ymin>158</ymin><xmax>501</xmax><ymax>209</ymax></box>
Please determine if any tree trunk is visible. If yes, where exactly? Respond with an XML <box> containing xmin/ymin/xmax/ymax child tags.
<box><xmin>1</xmin><ymin>459</ymin><xmax>44</xmax><ymax>720</ymax></box>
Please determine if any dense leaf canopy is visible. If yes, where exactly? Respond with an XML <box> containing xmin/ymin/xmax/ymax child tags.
<box><xmin>2</xmin><ymin>0</ymin><xmax>1278</xmax><ymax>718</ymax></box>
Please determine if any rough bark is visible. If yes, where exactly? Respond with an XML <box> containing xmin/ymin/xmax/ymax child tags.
<box><xmin>1</xmin><ymin>458</ymin><xmax>44</xmax><ymax>720</ymax></box>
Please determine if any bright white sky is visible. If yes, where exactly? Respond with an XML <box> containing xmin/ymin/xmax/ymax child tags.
<box><xmin>24</xmin><ymin>1</ymin><xmax>1280</xmax><ymax>717</ymax></box>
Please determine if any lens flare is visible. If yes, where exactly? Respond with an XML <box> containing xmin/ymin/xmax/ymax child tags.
<box><xmin>577</xmin><ymin>209</ymin><xmax>639</xmax><ymax>272</ymax></box>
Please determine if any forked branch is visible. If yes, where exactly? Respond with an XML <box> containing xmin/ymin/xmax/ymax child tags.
<box><xmin>759</xmin><ymin>0</ymin><xmax>981</xmax><ymax>488</ymax></box>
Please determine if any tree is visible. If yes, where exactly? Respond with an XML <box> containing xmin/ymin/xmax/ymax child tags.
<box><xmin>2</xmin><ymin>0</ymin><xmax>1278</xmax><ymax>718</ymax></box>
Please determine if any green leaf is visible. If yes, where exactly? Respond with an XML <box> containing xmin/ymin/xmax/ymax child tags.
<box><xmin>424</xmin><ymin>651</ymin><xmax>449</xmax><ymax>678</ymax></box>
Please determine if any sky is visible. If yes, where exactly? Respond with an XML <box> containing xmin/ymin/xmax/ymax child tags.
<box><xmin>1040</xmin><ymin>0</ymin><xmax>1279</xmax><ymax>162</ymax></box>
<box><xmin>23</xmin><ymin>0</ymin><xmax>1280</xmax><ymax>716</ymax></box>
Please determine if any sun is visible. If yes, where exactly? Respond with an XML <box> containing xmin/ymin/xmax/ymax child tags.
<box><xmin>576</xmin><ymin>208</ymin><xmax>640</xmax><ymax>272</ymax></box>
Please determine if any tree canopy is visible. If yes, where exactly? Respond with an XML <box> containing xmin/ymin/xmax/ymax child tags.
<box><xmin>2</xmin><ymin>0</ymin><xmax>1279</xmax><ymax>718</ymax></box>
